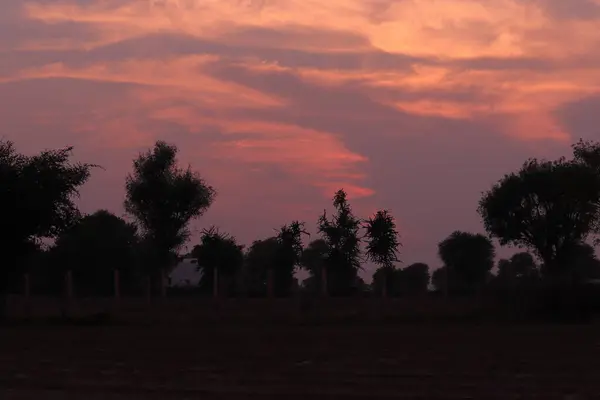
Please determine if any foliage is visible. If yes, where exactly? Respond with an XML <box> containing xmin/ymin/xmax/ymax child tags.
<box><xmin>478</xmin><ymin>158</ymin><xmax>600</xmax><ymax>275</ymax></box>
<box><xmin>371</xmin><ymin>262</ymin><xmax>430</xmax><ymax>297</ymax></box>
<box><xmin>300</xmin><ymin>239</ymin><xmax>330</xmax><ymax>276</ymax></box>
<box><xmin>555</xmin><ymin>241</ymin><xmax>600</xmax><ymax>282</ymax></box>
<box><xmin>47</xmin><ymin>210</ymin><xmax>140</xmax><ymax>296</ymax></box>
<box><xmin>274</xmin><ymin>221</ymin><xmax>309</xmax><ymax>296</ymax></box>
<box><xmin>399</xmin><ymin>263</ymin><xmax>430</xmax><ymax>295</ymax></box>
<box><xmin>192</xmin><ymin>227</ymin><xmax>244</xmax><ymax>295</ymax></box>
<box><xmin>318</xmin><ymin>189</ymin><xmax>362</xmax><ymax>295</ymax></box>
<box><xmin>431</xmin><ymin>267</ymin><xmax>447</xmax><ymax>292</ymax></box>
<box><xmin>438</xmin><ymin>231</ymin><xmax>495</xmax><ymax>293</ymax></box>
<box><xmin>243</xmin><ymin>237</ymin><xmax>279</xmax><ymax>296</ymax></box>
<box><xmin>0</xmin><ymin>140</ymin><xmax>94</xmax><ymax>300</ymax></box>
<box><xmin>364</xmin><ymin>210</ymin><xmax>401</xmax><ymax>268</ymax></box>
<box><xmin>493</xmin><ymin>252</ymin><xmax>539</xmax><ymax>291</ymax></box>
<box><xmin>124</xmin><ymin>141</ymin><xmax>216</xmax><ymax>277</ymax></box>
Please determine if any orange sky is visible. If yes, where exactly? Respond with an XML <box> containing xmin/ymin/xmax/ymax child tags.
<box><xmin>2</xmin><ymin>0</ymin><xmax>600</xmax><ymax>272</ymax></box>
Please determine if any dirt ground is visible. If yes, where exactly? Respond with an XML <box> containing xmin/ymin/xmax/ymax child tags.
<box><xmin>1</xmin><ymin>298</ymin><xmax>600</xmax><ymax>399</ymax></box>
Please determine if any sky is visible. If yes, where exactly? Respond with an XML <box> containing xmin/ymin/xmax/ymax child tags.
<box><xmin>2</xmin><ymin>0</ymin><xmax>600</xmax><ymax>276</ymax></box>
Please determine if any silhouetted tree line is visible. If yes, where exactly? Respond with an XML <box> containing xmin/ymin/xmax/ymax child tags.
<box><xmin>2</xmin><ymin>138</ymin><xmax>600</xmax><ymax>319</ymax></box>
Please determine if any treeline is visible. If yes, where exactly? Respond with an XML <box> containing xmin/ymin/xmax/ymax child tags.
<box><xmin>2</xmin><ymin>138</ymin><xmax>600</xmax><ymax>318</ymax></box>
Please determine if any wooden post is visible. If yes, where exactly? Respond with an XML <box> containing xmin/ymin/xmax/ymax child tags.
<box><xmin>267</xmin><ymin>269</ymin><xmax>274</xmax><ymax>298</ymax></box>
<box><xmin>113</xmin><ymin>269</ymin><xmax>120</xmax><ymax>300</ymax></box>
<box><xmin>321</xmin><ymin>268</ymin><xmax>328</xmax><ymax>297</ymax></box>
<box><xmin>24</xmin><ymin>274</ymin><xmax>31</xmax><ymax>317</ymax></box>
<box><xmin>145</xmin><ymin>275</ymin><xmax>151</xmax><ymax>305</ymax></box>
<box><xmin>24</xmin><ymin>274</ymin><xmax>30</xmax><ymax>299</ymax></box>
<box><xmin>160</xmin><ymin>270</ymin><xmax>167</xmax><ymax>298</ymax></box>
<box><xmin>61</xmin><ymin>270</ymin><xmax>73</xmax><ymax>319</ymax></box>
<box><xmin>213</xmin><ymin>269</ymin><xmax>219</xmax><ymax>299</ymax></box>
<box><xmin>66</xmin><ymin>270</ymin><xmax>73</xmax><ymax>300</ymax></box>
<box><xmin>444</xmin><ymin>268</ymin><xmax>449</xmax><ymax>298</ymax></box>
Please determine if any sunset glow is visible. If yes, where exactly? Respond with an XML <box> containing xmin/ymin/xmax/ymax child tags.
<box><xmin>3</xmin><ymin>0</ymin><xmax>600</xmax><ymax>267</ymax></box>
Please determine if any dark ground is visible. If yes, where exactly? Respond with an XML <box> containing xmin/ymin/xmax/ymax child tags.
<box><xmin>1</xmin><ymin>297</ymin><xmax>599</xmax><ymax>399</ymax></box>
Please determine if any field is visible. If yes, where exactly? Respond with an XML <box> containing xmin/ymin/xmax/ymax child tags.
<box><xmin>1</xmin><ymin>297</ymin><xmax>600</xmax><ymax>399</ymax></box>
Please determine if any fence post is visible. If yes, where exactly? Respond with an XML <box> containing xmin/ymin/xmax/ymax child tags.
<box><xmin>61</xmin><ymin>270</ymin><xmax>73</xmax><ymax>318</ymax></box>
<box><xmin>145</xmin><ymin>275</ymin><xmax>151</xmax><ymax>305</ymax></box>
<box><xmin>113</xmin><ymin>269</ymin><xmax>120</xmax><ymax>301</ymax></box>
<box><xmin>24</xmin><ymin>273</ymin><xmax>31</xmax><ymax>317</ymax></box>
<box><xmin>160</xmin><ymin>270</ymin><xmax>167</xmax><ymax>298</ymax></box>
<box><xmin>321</xmin><ymin>268</ymin><xmax>328</xmax><ymax>297</ymax></box>
<box><xmin>213</xmin><ymin>269</ymin><xmax>219</xmax><ymax>299</ymax></box>
<box><xmin>23</xmin><ymin>274</ymin><xmax>30</xmax><ymax>298</ymax></box>
<box><xmin>267</xmin><ymin>269</ymin><xmax>274</xmax><ymax>298</ymax></box>
<box><xmin>66</xmin><ymin>270</ymin><xmax>73</xmax><ymax>299</ymax></box>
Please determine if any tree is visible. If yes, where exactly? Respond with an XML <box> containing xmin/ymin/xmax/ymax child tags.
<box><xmin>124</xmin><ymin>141</ymin><xmax>216</xmax><ymax>296</ymax></box>
<box><xmin>431</xmin><ymin>267</ymin><xmax>447</xmax><ymax>292</ymax></box>
<box><xmin>371</xmin><ymin>266</ymin><xmax>398</xmax><ymax>296</ymax></box>
<box><xmin>318</xmin><ymin>189</ymin><xmax>362</xmax><ymax>295</ymax></box>
<box><xmin>556</xmin><ymin>242</ymin><xmax>600</xmax><ymax>282</ymax></box>
<box><xmin>478</xmin><ymin>157</ymin><xmax>600</xmax><ymax>279</ymax></box>
<box><xmin>243</xmin><ymin>237</ymin><xmax>279</xmax><ymax>296</ymax></box>
<box><xmin>438</xmin><ymin>231</ymin><xmax>495</xmax><ymax>294</ymax></box>
<box><xmin>364</xmin><ymin>210</ymin><xmax>401</xmax><ymax>296</ymax></box>
<box><xmin>192</xmin><ymin>227</ymin><xmax>244</xmax><ymax>296</ymax></box>
<box><xmin>494</xmin><ymin>252</ymin><xmax>539</xmax><ymax>290</ymax></box>
<box><xmin>300</xmin><ymin>239</ymin><xmax>330</xmax><ymax>294</ymax></box>
<box><xmin>48</xmin><ymin>210</ymin><xmax>140</xmax><ymax>296</ymax></box>
<box><xmin>399</xmin><ymin>263</ymin><xmax>430</xmax><ymax>295</ymax></box>
<box><xmin>274</xmin><ymin>221</ymin><xmax>309</xmax><ymax>296</ymax></box>
<box><xmin>0</xmin><ymin>140</ymin><xmax>93</xmax><ymax>316</ymax></box>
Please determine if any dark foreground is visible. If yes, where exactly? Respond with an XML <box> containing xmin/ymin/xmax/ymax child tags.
<box><xmin>1</xmin><ymin>298</ymin><xmax>599</xmax><ymax>399</ymax></box>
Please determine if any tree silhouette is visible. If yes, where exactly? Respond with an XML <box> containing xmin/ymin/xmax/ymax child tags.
<box><xmin>371</xmin><ymin>266</ymin><xmax>396</xmax><ymax>296</ymax></box>
<box><xmin>48</xmin><ymin>210</ymin><xmax>140</xmax><ymax>297</ymax></box>
<box><xmin>399</xmin><ymin>263</ymin><xmax>430</xmax><ymax>296</ymax></box>
<box><xmin>243</xmin><ymin>237</ymin><xmax>279</xmax><ymax>297</ymax></box>
<box><xmin>192</xmin><ymin>227</ymin><xmax>244</xmax><ymax>296</ymax></box>
<box><xmin>555</xmin><ymin>241</ymin><xmax>600</xmax><ymax>282</ymax></box>
<box><xmin>478</xmin><ymin>158</ymin><xmax>600</xmax><ymax>279</ymax></box>
<box><xmin>274</xmin><ymin>221</ymin><xmax>309</xmax><ymax>296</ymax></box>
<box><xmin>496</xmin><ymin>253</ymin><xmax>538</xmax><ymax>284</ymax></box>
<box><xmin>300</xmin><ymin>239</ymin><xmax>330</xmax><ymax>294</ymax></box>
<box><xmin>492</xmin><ymin>252</ymin><xmax>539</xmax><ymax>294</ymax></box>
<box><xmin>318</xmin><ymin>189</ymin><xmax>362</xmax><ymax>295</ymax></box>
<box><xmin>0</xmin><ymin>140</ymin><xmax>93</xmax><ymax>317</ymax></box>
<box><xmin>431</xmin><ymin>267</ymin><xmax>448</xmax><ymax>292</ymax></box>
<box><xmin>124</xmin><ymin>141</ymin><xmax>216</xmax><ymax>296</ymax></box>
<box><xmin>438</xmin><ymin>231</ymin><xmax>495</xmax><ymax>295</ymax></box>
<box><xmin>364</xmin><ymin>210</ymin><xmax>401</xmax><ymax>296</ymax></box>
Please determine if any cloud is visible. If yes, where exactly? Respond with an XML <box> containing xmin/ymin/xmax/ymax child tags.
<box><xmin>2</xmin><ymin>0</ymin><xmax>600</xmax><ymax>271</ymax></box>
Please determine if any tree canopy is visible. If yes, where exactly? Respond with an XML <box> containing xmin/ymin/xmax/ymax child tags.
<box><xmin>124</xmin><ymin>141</ymin><xmax>216</xmax><ymax>280</ymax></box>
<box><xmin>192</xmin><ymin>227</ymin><xmax>244</xmax><ymax>295</ymax></box>
<box><xmin>48</xmin><ymin>210</ymin><xmax>140</xmax><ymax>296</ymax></box>
<box><xmin>478</xmin><ymin>158</ymin><xmax>600</xmax><ymax>276</ymax></box>
<box><xmin>438</xmin><ymin>231</ymin><xmax>495</xmax><ymax>293</ymax></box>
<box><xmin>318</xmin><ymin>189</ymin><xmax>362</xmax><ymax>295</ymax></box>
<box><xmin>0</xmin><ymin>140</ymin><xmax>94</xmax><ymax>304</ymax></box>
